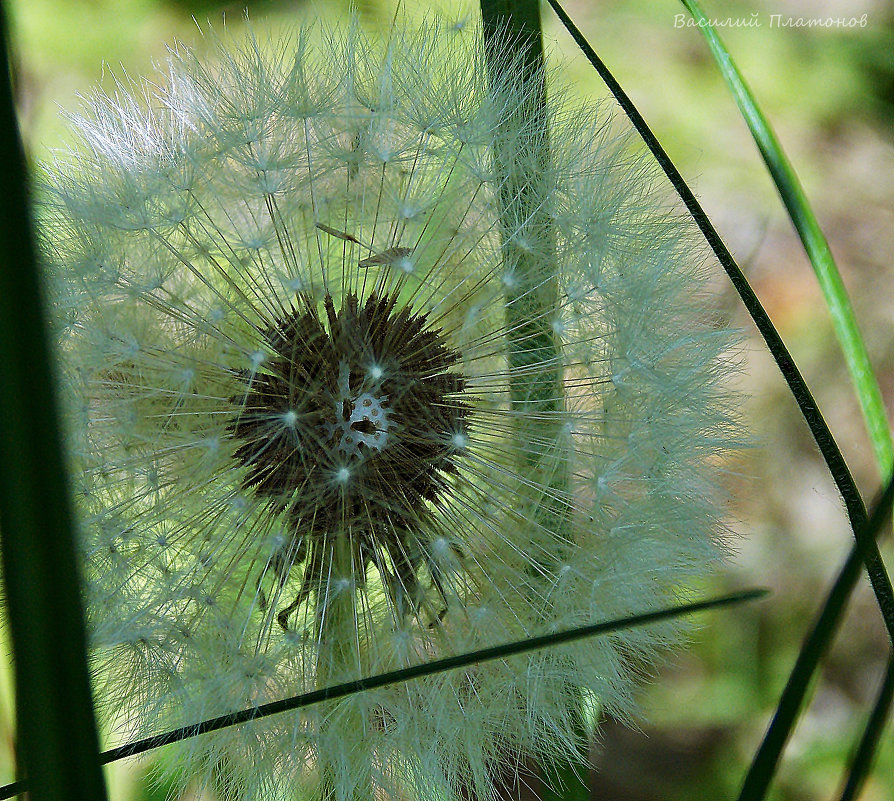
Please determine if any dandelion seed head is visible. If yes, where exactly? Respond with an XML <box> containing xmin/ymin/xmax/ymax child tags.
<box><xmin>43</xmin><ymin>16</ymin><xmax>743</xmax><ymax>801</ymax></box>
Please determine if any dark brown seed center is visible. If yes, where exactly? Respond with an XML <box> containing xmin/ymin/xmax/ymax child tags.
<box><xmin>229</xmin><ymin>291</ymin><xmax>469</xmax><ymax>627</ymax></box>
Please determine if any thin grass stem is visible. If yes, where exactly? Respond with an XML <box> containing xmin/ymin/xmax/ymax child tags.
<box><xmin>837</xmin><ymin>652</ymin><xmax>894</xmax><ymax>801</ymax></box>
<box><xmin>0</xmin><ymin>589</ymin><xmax>767</xmax><ymax>800</ymax></box>
<box><xmin>737</xmin><ymin>474</ymin><xmax>894</xmax><ymax>801</ymax></box>
<box><xmin>545</xmin><ymin>0</ymin><xmax>894</xmax><ymax>644</ymax></box>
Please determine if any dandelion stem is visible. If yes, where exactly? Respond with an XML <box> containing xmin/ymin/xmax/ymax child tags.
<box><xmin>315</xmin><ymin>532</ymin><xmax>370</xmax><ymax>801</ymax></box>
<box><xmin>480</xmin><ymin>3</ymin><xmax>583</xmax><ymax>797</ymax></box>
<box><xmin>481</xmin><ymin>0</ymin><xmax>569</xmax><ymax>565</ymax></box>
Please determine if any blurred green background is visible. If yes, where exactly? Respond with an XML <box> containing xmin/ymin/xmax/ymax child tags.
<box><xmin>2</xmin><ymin>0</ymin><xmax>892</xmax><ymax>798</ymax></box>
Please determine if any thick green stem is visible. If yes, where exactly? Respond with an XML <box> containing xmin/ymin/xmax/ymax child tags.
<box><xmin>481</xmin><ymin>0</ymin><xmax>569</xmax><ymax>558</ymax></box>
<box><xmin>315</xmin><ymin>532</ymin><xmax>369</xmax><ymax>801</ymax></box>
<box><xmin>480</xmin><ymin>3</ymin><xmax>585</xmax><ymax>799</ymax></box>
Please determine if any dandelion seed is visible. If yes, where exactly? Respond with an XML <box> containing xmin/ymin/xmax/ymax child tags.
<box><xmin>43</xmin><ymin>17</ymin><xmax>741</xmax><ymax>801</ymax></box>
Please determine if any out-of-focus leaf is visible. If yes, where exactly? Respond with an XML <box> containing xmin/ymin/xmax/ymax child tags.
<box><xmin>0</xmin><ymin>7</ymin><xmax>108</xmax><ymax>801</ymax></box>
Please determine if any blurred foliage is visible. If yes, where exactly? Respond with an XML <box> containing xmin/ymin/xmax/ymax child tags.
<box><xmin>3</xmin><ymin>0</ymin><xmax>892</xmax><ymax>799</ymax></box>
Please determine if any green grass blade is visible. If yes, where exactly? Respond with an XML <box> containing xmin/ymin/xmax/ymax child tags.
<box><xmin>679</xmin><ymin>0</ymin><xmax>893</xmax><ymax>479</ymax></box>
<box><xmin>0</xmin><ymin>588</ymin><xmax>767</xmax><ymax>799</ymax></box>
<box><xmin>737</xmin><ymin>474</ymin><xmax>894</xmax><ymax>801</ymax></box>
<box><xmin>0</xmin><ymin>9</ymin><xmax>108</xmax><ymax>801</ymax></box>
<box><xmin>545</xmin><ymin>0</ymin><xmax>894</xmax><ymax>645</ymax></box>
<box><xmin>541</xmin><ymin>6</ymin><xmax>894</xmax><ymax>796</ymax></box>
<box><xmin>838</xmin><ymin>652</ymin><xmax>894</xmax><ymax>801</ymax></box>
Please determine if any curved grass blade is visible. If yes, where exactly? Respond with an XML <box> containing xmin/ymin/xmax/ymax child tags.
<box><xmin>837</xmin><ymin>652</ymin><xmax>894</xmax><ymax>801</ymax></box>
<box><xmin>0</xmin><ymin>9</ymin><xmax>108</xmax><ymax>801</ymax></box>
<box><xmin>545</xmin><ymin>0</ymin><xmax>894</xmax><ymax>644</ymax></box>
<box><xmin>513</xmin><ymin>5</ymin><xmax>894</xmax><ymax>799</ymax></box>
<box><xmin>737</xmin><ymin>473</ymin><xmax>894</xmax><ymax>801</ymax></box>
<box><xmin>0</xmin><ymin>590</ymin><xmax>767</xmax><ymax>800</ymax></box>
<box><xmin>680</xmin><ymin>0</ymin><xmax>893</xmax><ymax>480</ymax></box>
